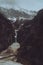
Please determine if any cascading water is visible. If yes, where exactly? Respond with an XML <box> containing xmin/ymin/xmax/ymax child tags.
<box><xmin>15</xmin><ymin>29</ymin><xmax>18</xmax><ymax>42</ymax></box>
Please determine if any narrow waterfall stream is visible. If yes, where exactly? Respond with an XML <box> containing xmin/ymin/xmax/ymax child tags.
<box><xmin>15</xmin><ymin>29</ymin><xmax>18</xmax><ymax>43</ymax></box>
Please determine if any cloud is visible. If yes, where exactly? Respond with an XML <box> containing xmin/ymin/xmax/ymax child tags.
<box><xmin>5</xmin><ymin>0</ymin><xmax>15</xmax><ymax>4</ymax></box>
<box><xmin>0</xmin><ymin>0</ymin><xmax>15</xmax><ymax>4</ymax></box>
<box><xmin>0</xmin><ymin>0</ymin><xmax>43</xmax><ymax>11</ymax></box>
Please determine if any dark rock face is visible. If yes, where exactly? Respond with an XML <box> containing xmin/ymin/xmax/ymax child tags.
<box><xmin>17</xmin><ymin>9</ymin><xmax>43</xmax><ymax>65</ymax></box>
<box><xmin>0</xmin><ymin>13</ymin><xmax>15</xmax><ymax>52</ymax></box>
<box><xmin>17</xmin><ymin>19</ymin><xmax>33</xmax><ymax>47</ymax></box>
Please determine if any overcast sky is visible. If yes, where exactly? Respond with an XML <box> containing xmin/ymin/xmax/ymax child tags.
<box><xmin>0</xmin><ymin>0</ymin><xmax>43</xmax><ymax>11</ymax></box>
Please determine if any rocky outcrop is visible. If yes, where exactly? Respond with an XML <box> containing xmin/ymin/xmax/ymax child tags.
<box><xmin>0</xmin><ymin>13</ymin><xmax>15</xmax><ymax>52</ymax></box>
<box><xmin>17</xmin><ymin>9</ymin><xmax>43</xmax><ymax>65</ymax></box>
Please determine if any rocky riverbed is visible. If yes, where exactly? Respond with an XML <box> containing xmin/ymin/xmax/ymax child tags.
<box><xmin>0</xmin><ymin>42</ymin><xmax>22</xmax><ymax>65</ymax></box>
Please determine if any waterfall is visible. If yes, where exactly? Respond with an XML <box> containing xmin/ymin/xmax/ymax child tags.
<box><xmin>14</xmin><ymin>29</ymin><xmax>18</xmax><ymax>42</ymax></box>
